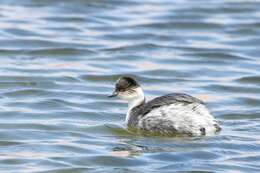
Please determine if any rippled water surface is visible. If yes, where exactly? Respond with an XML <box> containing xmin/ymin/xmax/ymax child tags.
<box><xmin>1</xmin><ymin>0</ymin><xmax>260</xmax><ymax>172</ymax></box>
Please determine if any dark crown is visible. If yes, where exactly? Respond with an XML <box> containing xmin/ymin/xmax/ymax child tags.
<box><xmin>115</xmin><ymin>76</ymin><xmax>139</xmax><ymax>91</ymax></box>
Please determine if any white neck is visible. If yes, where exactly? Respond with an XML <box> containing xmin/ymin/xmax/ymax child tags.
<box><xmin>126</xmin><ymin>87</ymin><xmax>145</xmax><ymax>123</ymax></box>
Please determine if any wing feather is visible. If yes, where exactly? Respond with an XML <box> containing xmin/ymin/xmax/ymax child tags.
<box><xmin>132</xmin><ymin>93</ymin><xmax>204</xmax><ymax>117</ymax></box>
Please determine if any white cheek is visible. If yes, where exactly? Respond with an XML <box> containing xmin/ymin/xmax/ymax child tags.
<box><xmin>117</xmin><ymin>87</ymin><xmax>144</xmax><ymax>102</ymax></box>
<box><xmin>118</xmin><ymin>92</ymin><xmax>136</xmax><ymax>101</ymax></box>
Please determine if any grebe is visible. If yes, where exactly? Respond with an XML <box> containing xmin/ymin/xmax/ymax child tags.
<box><xmin>109</xmin><ymin>76</ymin><xmax>221</xmax><ymax>136</ymax></box>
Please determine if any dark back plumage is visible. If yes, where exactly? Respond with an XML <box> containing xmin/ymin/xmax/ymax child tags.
<box><xmin>128</xmin><ymin>93</ymin><xmax>204</xmax><ymax>127</ymax></box>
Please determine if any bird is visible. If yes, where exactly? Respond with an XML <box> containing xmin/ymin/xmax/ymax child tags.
<box><xmin>108</xmin><ymin>76</ymin><xmax>221</xmax><ymax>136</ymax></box>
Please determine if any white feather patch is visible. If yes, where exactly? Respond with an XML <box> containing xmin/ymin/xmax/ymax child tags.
<box><xmin>136</xmin><ymin>103</ymin><xmax>219</xmax><ymax>136</ymax></box>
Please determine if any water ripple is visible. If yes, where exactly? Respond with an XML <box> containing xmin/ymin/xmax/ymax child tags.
<box><xmin>0</xmin><ymin>0</ymin><xmax>260</xmax><ymax>173</ymax></box>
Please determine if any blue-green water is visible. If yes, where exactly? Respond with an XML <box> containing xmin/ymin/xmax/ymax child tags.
<box><xmin>0</xmin><ymin>0</ymin><xmax>260</xmax><ymax>172</ymax></box>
